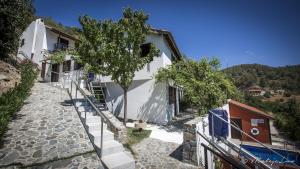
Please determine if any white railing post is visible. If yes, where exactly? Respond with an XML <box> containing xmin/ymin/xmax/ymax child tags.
<box><xmin>70</xmin><ymin>81</ymin><xmax>73</xmax><ymax>97</ymax></box>
<box><xmin>100</xmin><ymin>117</ymin><xmax>104</xmax><ymax>158</ymax></box>
<box><xmin>75</xmin><ymin>83</ymin><xmax>78</xmax><ymax>100</ymax></box>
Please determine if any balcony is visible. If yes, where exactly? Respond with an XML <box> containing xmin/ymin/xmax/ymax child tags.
<box><xmin>54</xmin><ymin>43</ymin><xmax>69</xmax><ymax>51</ymax></box>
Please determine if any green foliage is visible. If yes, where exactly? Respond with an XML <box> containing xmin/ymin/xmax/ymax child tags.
<box><xmin>156</xmin><ymin>58</ymin><xmax>240</xmax><ymax>115</ymax></box>
<box><xmin>126</xmin><ymin>128</ymin><xmax>151</xmax><ymax>145</ymax></box>
<box><xmin>223</xmin><ymin>64</ymin><xmax>300</xmax><ymax>94</ymax></box>
<box><xmin>264</xmin><ymin>91</ymin><xmax>271</xmax><ymax>98</ymax></box>
<box><xmin>245</xmin><ymin>94</ymin><xmax>300</xmax><ymax>141</ymax></box>
<box><xmin>0</xmin><ymin>60</ymin><xmax>37</xmax><ymax>142</ymax></box>
<box><xmin>75</xmin><ymin>7</ymin><xmax>159</xmax><ymax>124</ymax></box>
<box><xmin>274</xmin><ymin>99</ymin><xmax>300</xmax><ymax>141</ymax></box>
<box><xmin>0</xmin><ymin>0</ymin><xmax>35</xmax><ymax>59</ymax></box>
<box><xmin>48</xmin><ymin>50</ymin><xmax>66</xmax><ymax>64</ymax></box>
<box><xmin>41</xmin><ymin>17</ymin><xmax>81</xmax><ymax>37</ymax></box>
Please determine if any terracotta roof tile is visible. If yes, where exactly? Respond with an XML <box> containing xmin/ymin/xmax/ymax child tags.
<box><xmin>229</xmin><ymin>100</ymin><xmax>274</xmax><ymax>119</ymax></box>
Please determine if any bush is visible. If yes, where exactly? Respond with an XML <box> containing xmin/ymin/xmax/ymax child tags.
<box><xmin>284</xmin><ymin>92</ymin><xmax>292</xmax><ymax>97</ymax></box>
<box><xmin>264</xmin><ymin>92</ymin><xmax>271</xmax><ymax>98</ymax></box>
<box><xmin>0</xmin><ymin>0</ymin><xmax>35</xmax><ymax>59</ymax></box>
<box><xmin>0</xmin><ymin>60</ymin><xmax>37</xmax><ymax>142</ymax></box>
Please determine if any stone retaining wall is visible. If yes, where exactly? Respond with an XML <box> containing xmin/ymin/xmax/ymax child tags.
<box><xmin>182</xmin><ymin>117</ymin><xmax>201</xmax><ymax>165</ymax></box>
<box><xmin>101</xmin><ymin>110</ymin><xmax>127</xmax><ymax>144</ymax></box>
<box><xmin>80</xmin><ymin>88</ymin><xmax>128</xmax><ymax>144</ymax></box>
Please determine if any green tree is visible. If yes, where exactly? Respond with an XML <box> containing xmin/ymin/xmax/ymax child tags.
<box><xmin>0</xmin><ymin>0</ymin><xmax>35</xmax><ymax>59</ymax></box>
<box><xmin>155</xmin><ymin>58</ymin><xmax>239</xmax><ymax>115</ymax></box>
<box><xmin>275</xmin><ymin>99</ymin><xmax>300</xmax><ymax>141</ymax></box>
<box><xmin>76</xmin><ymin>8</ymin><xmax>159</xmax><ymax>125</ymax></box>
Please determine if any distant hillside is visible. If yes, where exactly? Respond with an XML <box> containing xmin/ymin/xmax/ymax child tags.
<box><xmin>223</xmin><ymin>64</ymin><xmax>300</xmax><ymax>94</ymax></box>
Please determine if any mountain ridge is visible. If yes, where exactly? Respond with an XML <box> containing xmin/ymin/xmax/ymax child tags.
<box><xmin>223</xmin><ymin>63</ymin><xmax>300</xmax><ymax>94</ymax></box>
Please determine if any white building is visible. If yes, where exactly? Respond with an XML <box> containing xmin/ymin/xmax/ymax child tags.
<box><xmin>18</xmin><ymin>19</ymin><xmax>183</xmax><ymax>124</ymax></box>
<box><xmin>17</xmin><ymin>18</ymin><xmax>81</xmax><ymax>83</ymax></box>
<box><xmin>99</xmin><ymin>29</ymin><xmax>182</xmax><ymax>124</ymax></box>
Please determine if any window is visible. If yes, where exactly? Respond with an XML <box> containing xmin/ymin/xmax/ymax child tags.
<box><xmin>63</xmin><ymin>60</ymin><xmax>71</xmax><ymax>72</ymax></box>
<box><xmin>169</xmin><ymin>86</ymin><xmax>176</xmax><ymax>104</ymax></box>
<box><xmin>56</xmin><ymin>37</ymin><xmax>69</xmax><ymax>50</ymax></box>
<box><xmin>20</xmin><ymin>39</ymin><xmax>25</xmax><ymax>47</ymax></box>
<box><xmin>74</xmin><ymin>61</ymin><xmax>84</xmax><ymax>70</ymax></box>
<box><xmin>140</xmin><ymin>43</ymin><xmax>151</xmax><ymax>57</ymax></box>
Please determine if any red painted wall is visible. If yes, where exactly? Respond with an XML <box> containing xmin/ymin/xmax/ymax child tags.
<box><xmin>229</xmin><ymin>103</ymin><xmax>271</xmax><ymax>144</ymax></box>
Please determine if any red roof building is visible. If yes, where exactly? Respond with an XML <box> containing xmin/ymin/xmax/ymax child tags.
<box><xmin>228</xmin><ymin>100</ymin><xmax>274</xmax><ymax>144</ymax></box>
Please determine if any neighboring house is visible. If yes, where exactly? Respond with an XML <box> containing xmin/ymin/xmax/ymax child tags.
<box><xmin>95</xmin><ymin>29</ymin><xmax>182</xmax><ymax>124</ymax></box>
<box><xmin>18</xmin><ymin>19</ymin><xmax>183</xmax><ymax>124</ymax></box>
<box><xmin>246</xmin><ymin>85</ymin><xmax>265</xmax><ymax>96</ymax></box>
<box><xmin>228</xmin><ymin>100</ymin><xmax>274</xmax><ymax>144</ymax></box>
<box><xmin>17</xmin><ymin>18</ymin><xmax>81</xmax><ymax>82</ymax></box>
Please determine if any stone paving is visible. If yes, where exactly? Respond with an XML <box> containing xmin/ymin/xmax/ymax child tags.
<box><xmin>0</xmin><ymin>83</ymin><xmax>103</xmax><ymax>168</ymax></box>
<box><xmin>132</xmin><ymin>138</ymin><xmax>200</xmax><ymax>169</ymax></box>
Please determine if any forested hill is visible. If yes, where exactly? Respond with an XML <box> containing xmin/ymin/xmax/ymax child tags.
<box><xmin>223</xmin><ymin>64</ymin><xmax>300</xmax><ymax>94</ymax></box>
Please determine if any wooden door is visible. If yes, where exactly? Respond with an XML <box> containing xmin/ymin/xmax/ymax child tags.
<box><xmin>231</xmin><ymin>118</ymin><xmax>242</xmax><ymax>140</ymax></box>
<box><xmin>41</xmin><ymin>62</ymin><xmax>46</xmax><ymax>78</ymax></box>
<box><xmin>51</xmin><ymin>63</ymin><xmax>59</xmax><ymax>82</ymax></box>
<box><xmin>169</xmin><ymin>86</ymin><xmax>178</xmax><ymax>115</ymax></box>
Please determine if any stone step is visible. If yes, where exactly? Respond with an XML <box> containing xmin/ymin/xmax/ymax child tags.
<box><xmin>101</xmin><ymin>152</ymin><xmax>135</xmax><ymax>169</ymax></box>
<box><xmin>94</xmin><ymin>140</ymin><xmax>124</xmax><ymax>157</ymax></box>
<box><xmin>75</xmin><ymin>101</ymin><xmax>90</xmax><ymax>107</ymax></box>
<box><xmin>80</xmin><ymin>112</ymin><xmax>97</xmax><ymax>119</ymax></box>
<box><xmin>86</xmin><ymin>122</ymin><xmax>107</xmax><ymax>132</ymax></box>
<box><xmin>77</xmin><ymin>105</ymin><xmax>93</xmax><ymax>112</ymax></box>
<box><xmin>89</xmin><ymin>130</ymin><xmax>114</xmax><ymax>144</ymax></box>
<box><xmin>84</xmin><ymin>115</ymin><xmax>102</xmax><ymax>123</ymax></box>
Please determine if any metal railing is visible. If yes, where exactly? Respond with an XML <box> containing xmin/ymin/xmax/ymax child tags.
<box><xmin>198</xmin><ymin>110</ymin><xmax>300</xmax><ymax>169</ymax></box>
<box><xmin>54</xmin><ymin>43</ymin><xmax>69</xmax><ymax>51</ymax></box>
<box><xmin>70</xmin><ymin>80</ymin><xmax>114</xmax><ymax>158</ymax></box>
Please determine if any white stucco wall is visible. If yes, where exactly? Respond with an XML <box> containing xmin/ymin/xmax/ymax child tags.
<box><xmin>104</xmin><ymin>79</ymin><xmax>170</xmax><ymax>124</ymax></box>
<box><xmin>18</xmin><ymin>19</ymin><xmax>77</xmax><ymax>82</ymax></box>
<box><xmin>100</xmin><ymin>33</ymin><xmax>178</xmax><ymax>124</ymax></box>
<box><xmin>17</xmin><ymin>21</ymin><xmax>35</xmax><ymax>60</ymax></box>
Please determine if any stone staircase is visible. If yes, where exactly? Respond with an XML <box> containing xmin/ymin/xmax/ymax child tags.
<box><xmin>70</xmin><ymin>86</ymin><xmax>135</xmax><ymax>169</ymax></box>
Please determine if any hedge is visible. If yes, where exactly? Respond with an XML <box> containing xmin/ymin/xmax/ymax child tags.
<box><xmin>0</xmin><ymin>60</ymin><xmax>37</xmax><ymax>143</ymax></box>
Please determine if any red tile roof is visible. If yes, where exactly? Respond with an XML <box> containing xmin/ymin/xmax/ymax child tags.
<box><xmin>229</xmin><ymin>100</ymin><xmax>274</xmax><ymax>119</ymax></box>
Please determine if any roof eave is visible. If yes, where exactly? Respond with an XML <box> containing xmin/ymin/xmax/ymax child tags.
<box><xmin>150</xmin><ymin>28</ymin><xmax>182</xmax><ymax>60</ymax></box>
<box><xmin>45</xmin><ymin>24</ymin><xmax>80</xmax><ymax>42</ymax></box>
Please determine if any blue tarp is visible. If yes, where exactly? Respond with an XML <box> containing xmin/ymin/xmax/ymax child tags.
<box><xmin>88</xmin><ymin>73</ymin><xmax>95</xmax><ymax>82</ymax></box>
<box><xmin>208</xmin><ymin>109</ymin><xmax>229</xmax><ymax>138</ymax></box>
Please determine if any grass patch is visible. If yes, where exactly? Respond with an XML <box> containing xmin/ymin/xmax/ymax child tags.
<box><xmin>126</xmin><ymin>127</ymin><xmax>151</xmax><ymax>145</ymax></box>
<box><xmin>0</xmin><ymin>60</ymin><xmax>37</xmax><ymax>145</ymax></box>
<box><xmin>124</xmin><ymin>127</ymin><xmax>151</xmax><ymax>155</ymax></box>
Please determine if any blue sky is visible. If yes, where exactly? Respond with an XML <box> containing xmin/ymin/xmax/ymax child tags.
<box><xmin>34</xmin><ymin>0</ymin><xmax>300</xmax><ymax>68</ymax></box>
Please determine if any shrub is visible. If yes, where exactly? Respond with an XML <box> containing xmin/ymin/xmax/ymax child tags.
<box><xmin>264</xmin><ymin>91</ymin><xmax>271</xmax><ymax>98</ymax></box>
<box><xmin>284</xmin><ymin>92</ymin><xmax>292</xmax><ymax>97</ymax></box>
<box><xmin>0</xmin><ymin>0</ymin><xmax>35</xmax><ymax>59</ymax></box>
<box><xmin>0</xmin><ymin>60</ymin><xmax>37</xmax><ymax>143</ymax></box>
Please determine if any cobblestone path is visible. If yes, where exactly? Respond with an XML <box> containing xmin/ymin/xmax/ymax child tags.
<box><xmin>132</xmin><ymin>138</ymin><xmax>200</xmax><ymax>169</ymax></box>
<box><xmin>0</xmin><ymin>83</ymin><xmax>103</xmax><ymax>168</ymax></box>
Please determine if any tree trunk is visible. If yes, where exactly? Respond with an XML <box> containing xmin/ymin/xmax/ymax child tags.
<box><xmin>123</xmin><ymin>89</ymin><xmax>127</xmax><ymax>127</ymax></box>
